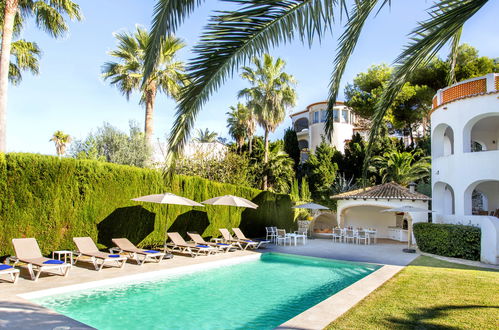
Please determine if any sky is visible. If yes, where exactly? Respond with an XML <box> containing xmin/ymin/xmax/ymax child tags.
<box><xmin>7</xmin><ymin>0</ymin><xmax>499</xmax><ymax>155</ymax></box>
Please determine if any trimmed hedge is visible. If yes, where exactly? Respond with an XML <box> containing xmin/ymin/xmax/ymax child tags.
<box><xmin>0</xmin><ymin>153</ymin><xmax>294</xmax><ymax>256</ymax></box>
<box><xmin>413</xmin><ymin>222</ymin><xmax>481</xmax><ymax>261</ymax></box>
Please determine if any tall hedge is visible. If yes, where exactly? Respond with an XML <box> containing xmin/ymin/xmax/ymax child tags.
<box><xmin>0</xmin><ymin>153</ymin><xmax>294</xmax><ymax>256</ymax></box>
<box><xmin>413</xmin><ymin>222</ymin><xmax>481</xmax><ymax>261</ymax></box>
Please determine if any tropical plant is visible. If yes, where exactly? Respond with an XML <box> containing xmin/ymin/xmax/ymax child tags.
<box><xmin>102</xmin><ymin>26</ymin><xmax>186</xmax><ymax>147</ymax></box>
<box><xmin>370</xmin><ymin>150</ymin><xmax>431</xmax><ymax>186</ymax></box>
<box><xmin>70</xmin><ymin>121</ymin><xmax>151</xmax><ymax>168</ymax></box>
<box><xmin>9</xmin><ymin>39</ymin><xmax>41</xmax><ymax>85</ymax></box>
<box><xmin>238</xmin><ymin>54</ymin><xmax>296</xmax><ymax>189</ymax></box>
<box><xmin>50</xmin><ymin>130</ymin><xmax>71</xmax><ymax>158</ymax></box>
<box><xmin>283</xmin><ymin>127</ymin><xmax>300</xmax><ymax>170</ymax></box>
<box><xmin>226</xmin><ymin>103</ymin><xmax>250</xmax><ymax>153</ymax></box>
<box><xmin>144</xmin><ymin>0</ymin><xmax>490</xmax><ymax>184</ymax></box>
<box><xmin>193</xmin><ymin>128</ymin><xmax>218</xmax><ymax>143</ymax></box>
<box><xmin>0</xmin><ymin>0</ymin><xmax>82</xmax><ymax>152</ymax></box>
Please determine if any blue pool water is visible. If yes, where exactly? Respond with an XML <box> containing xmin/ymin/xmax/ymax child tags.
<box><xmin>34</xmin><ymin>253</ymin><xmax>379</xmax><ymax>329</ymax></box>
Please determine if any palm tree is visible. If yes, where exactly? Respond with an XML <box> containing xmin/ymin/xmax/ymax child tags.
<box><xmin>9</xmin><ymin>40</ymin><xmax>41</xmax><ymax>85</ymax></box>
<box><xmin>370</xmin><ymin>150</ymin><xmax>431</xmax><ymax>186</ymax></box>
<box><xmin>144</xmin><ymin>0</ymin><xmax>487</xmax><ymax>182</ymax></box>
<box><xmin>50</xmin><ymin>130</ymin><xmax>71</xmax><ymax>158</ymax></box>
<box><xmin>238</xmin><ymin>54</ymin><xmax>296</xmax><ymax>189</ymax></box>
<box><xmin>226</xmin><ymin>103</ymin><xmax>247</xmax><ymax>153</ymax></box>
<box><xmin>102</xmin><ymin>26</ymin><xmax>186</xmax><ymax>147</ymax></box>
<box><xmin>0</xmin><ymin>0</ymin><xmax>82</xmax><ymax>152</ymax></box>
<box><xmin>193</xmin><ymin>128</ymin><xmax>218</xmax><ymax>143</ymax></box>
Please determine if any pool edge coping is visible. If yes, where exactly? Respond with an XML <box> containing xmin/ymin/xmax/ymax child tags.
<box><xmin>276</xmin><ymin>264</ymin><xmax>404</xmax><ymax>330</ymax></box>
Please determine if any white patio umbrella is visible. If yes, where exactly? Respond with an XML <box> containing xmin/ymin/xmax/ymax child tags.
<box><xmin>381</xmin><ymin>206</ymin><xmax>435</xmax><ymax>253</ymax></box>
<box><xmin>132</xmin><ymin>193</ymin><xmax>204</xmax><ymax>243</ymax></box>
<box><xmin>292</xmin><ymin>203</ymin><xmax>329</xmax><ymax>210</ymax></box>
<box><xmin>202</xmin><ymin>195</ymin><xmax>258</xmax><ymax>227</ymax></box>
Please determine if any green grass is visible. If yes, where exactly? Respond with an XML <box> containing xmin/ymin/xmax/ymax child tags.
<box><xmin>327</xmin><ymin>256</ymin><xmax>499</xmax><ymax>329</ymax></box>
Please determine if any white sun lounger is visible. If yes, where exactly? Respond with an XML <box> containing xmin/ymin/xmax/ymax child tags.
<box><xmin>11</xmin><ymin>238</ymin><xmax>71</xmax><ymax>281</ymax></box>
<box><xmin>112</xmin><ymin>238</ymin><xmax>168</xmax><ymax>265</ymax></box>
<box><xmin>219</xmin><ymin>228</ymin><xmax>258</xmax><ymax>250</ymax></box>
<box><xmin>232</xmin><ymin>228</ymin><xmax>268</xmax><ymax>248</ymax></box>
<box><xmin>0</xmin><ymin>263</ymin><xmax>20</xmax><ymax>284</ymax></box>
<box><xmin>73</xmin><ymin>237</ymin><xmax>127</xmax><ymax>271</ymax></box>
<box><xmin>166</xmin><ymin>232</ymin><xmax>216</xmax><ymax>257</ymax></box>
<box><xmin>187</xmin><ymin>232</ymin><xmax>233</xmax><ymax>253</ymax></box>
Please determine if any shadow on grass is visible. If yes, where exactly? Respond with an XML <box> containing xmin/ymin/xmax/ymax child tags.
<box><xmin>386</xmin><ymin>304</ymin><xmax>499</xmax><ymax>329</ymax></box>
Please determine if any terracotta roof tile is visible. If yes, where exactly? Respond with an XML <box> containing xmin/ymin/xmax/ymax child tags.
<box><xmin>330</xmin><ymin>182</ymin><xmax>431</xmax><ymax>201</ymax></box>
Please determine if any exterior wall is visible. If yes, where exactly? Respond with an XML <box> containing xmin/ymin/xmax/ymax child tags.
<box><xmin>431</xmin><ymin>73</ymin><xmax>499</xmax><ymax>264</ymax></box>
<box><xmin>290</xmin><ymin>102</ymin><xmax>354</xmax><ymax>155</ymax></box>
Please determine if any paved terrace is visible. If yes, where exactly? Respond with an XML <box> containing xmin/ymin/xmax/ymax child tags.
<box><xmin>0</xmin><ymin>239</ymin><xmax>418</xmax><ymax>329</ymax></box>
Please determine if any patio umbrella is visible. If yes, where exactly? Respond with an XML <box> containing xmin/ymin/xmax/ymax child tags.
<box><xmin>292</xmin><ymin>203</ymin><xmax>329</xmax><ymax>210</ymax></box>
<box><xmin>131</xmin><ymin>193</ymin><xmax>204</xmax><ymax>244</ymax></box>
<box><xmin>381</xmin><ymin>206</ymin><xmax>435</xmax><ymax>253</ymax></box>
<box><xmin>202</xmin><ymin>195</ymin><xmax>258</xmax><ymax>228</ymax></box>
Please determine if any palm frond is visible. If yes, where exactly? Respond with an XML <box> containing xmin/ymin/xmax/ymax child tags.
<box><xmin>325</xmin><ymin>0</ymin><xmax>381</xmax><ymax>135</ymax></box>
<box><xmin>144</xmin><ymin>0</ymin><xmax>205</xmax><ymax>81</ymax></box>
<box><xmin>363</xmin><ymin>0</ymin><xmax>489</xmax><ymax>184</ymax></box>
<box><xmin>163</xmin><ymin>0</ymin><xmax>341</xmax><ymax>174</ymax></box>
<box><xmin>9</xmin><ymin>39</ymin><xmax>41</xmax><ymax>85</ymax></box>
<box><xmin>447</xmin><ymin>27</ymin><xmax>462</xmax><ymax>85</ymax></box>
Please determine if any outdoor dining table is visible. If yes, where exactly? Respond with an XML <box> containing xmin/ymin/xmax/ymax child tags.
<box><xmin>285</xmin><ymin>233</ymin><xmax>307</xmax><ymax>246</ymax></box>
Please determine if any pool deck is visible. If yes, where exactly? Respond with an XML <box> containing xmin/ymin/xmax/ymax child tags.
<box><xmin>1</xmin><ymin>240</ymin><xmax>418</xmax><ymax>329</ymax></box>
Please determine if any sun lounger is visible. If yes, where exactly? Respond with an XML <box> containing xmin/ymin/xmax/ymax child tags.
<box><xmin>232</xmin><ymin>228</ymin><xmax>268</xmax><ymax>248</ymax></box>
<box><xmin>187</xmin><ymin>232</ymin><xmax>233</xmax><ymax>253</ymax></box>
<box><xmin>11</xmin><ymin>238</ymin><xmax>70</xmax><ymax>281</ymax></box>
<box><xmin>166</xmin><ymin>232</ymin><xmax>216</xmax><ymax>257</ymax></box>
<box><xmin>0</xmin><ymin>263</ymin><xmax>20</xmax><ymax>283</ymax></box>
<box><xmin>73</xmin><ymin>237</ymin><xmax>127</xmax><ymax>271</ymax></box>
<box><xmin>219</xmin><ymin>228</ymin><xmax>257</xmax><ymax>250</ymax></box>
<box><xmin>111</xmin><ymin>238</ymin><xmax>169</xmax><ymax>265</ymax></box>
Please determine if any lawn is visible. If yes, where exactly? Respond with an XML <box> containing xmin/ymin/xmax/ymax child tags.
<box><xmin>327</xmin><ymin>256</ymin><xmax>499</xmax><ymax>329</ymax></box>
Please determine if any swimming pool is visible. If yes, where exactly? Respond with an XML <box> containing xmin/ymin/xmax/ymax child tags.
<box><xmin>32</xmin><ymin>253</ymin><xmax>379</xmax><ymax>329</ymax></box>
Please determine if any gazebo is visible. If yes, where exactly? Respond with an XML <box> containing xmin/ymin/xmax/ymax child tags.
<box><xmin>330</xmin><ymin>182</ymin><xmax>431</xmax><ymax>242</ymax></box>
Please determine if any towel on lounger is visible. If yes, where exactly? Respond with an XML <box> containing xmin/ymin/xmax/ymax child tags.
<box><xmin>43</xmin><ymin>259</ymin><xmax>65</xmax><ymax>265</ymax></box>
<box><xmin>108</xmin><ymin>254</ymin><xmax>121</xmax><ymax>258</ymax></box>
<box><xmin>144</xmin><ymin>250</ymin><xmax>160</xmax><ymax>253</ymax></box>
<box><xmin>0</xmin><ymin>264</ymin><xmax>14</xmax><ymax>270</ymax></box>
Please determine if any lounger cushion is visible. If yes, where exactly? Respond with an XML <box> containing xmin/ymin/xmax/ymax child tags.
<box><xmin>43</xmin><ymin>259</ymin><xmax>65</xmax><ymax>265</ymax></box>
<box><xmin>144</xmin><ymin>250</ymin><xmax>160</xmax><ymax>253</ymax></box>
<box><xmin>0</xmin><ymin>264</ymin><xmax>13</xmax><ymax>270</ymax></box>
<box><xmin>108</xmin><ymin>254</ymin><xmax>121</xmax><ymax>258</ymax></box>
<box><xmin>196</xmin><ymin>245</ymin><xmax>210</xmax><ymax>248</ymax></box>
<box><xmin>216</xmin><ymin>243</ymin><xmax>230</xmax><ymax>246</ymax></box>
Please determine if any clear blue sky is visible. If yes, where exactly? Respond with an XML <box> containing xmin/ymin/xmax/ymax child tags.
<box><xmin>7</xmin><ymin>0</ymin><xmax>499</xmax><ymax>155</ymax></box>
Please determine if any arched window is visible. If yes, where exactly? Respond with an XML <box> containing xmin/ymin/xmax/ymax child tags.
<box><xmin>294</xmin><ymin>118</ymin><xmax>309</xmax><ymax>132</ymax></box>
<box><xmin>432</xmin><ymin>124</ymin><xmax>454</xmax><ymax>158</ymax></box>
<box><xmin>433</xmin><ymin>182</ymin><xmax>455</xmax><ymax>215</ymax></box>
<box><xmin>464</xmin><ymin>180</ymin><xmax>499</xmax><ymax>216</ymax></box>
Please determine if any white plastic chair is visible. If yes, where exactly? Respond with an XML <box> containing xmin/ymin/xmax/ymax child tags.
<box><xmin>357</xmin><ymin>231</ymin><xmax>369</xmax><ymax>245</ymax></box>
<box><xmin>265</xmin><ymin>227</ymin><xmax>277</xmax><ymax>243</ymax></box>
<box><xmin>276</xmin><ymin>229</ymin><xmax>291</xmax><ymax>246</ymax></box>
<box><xmin>331</xmin><ymin>227</ymin><xmax>342</xmax><ymax>243</ymax></box>
<box><xmin>344</xmin><ymin>229</ymin><xmax>356</xmax><ymax>244</ymax></box>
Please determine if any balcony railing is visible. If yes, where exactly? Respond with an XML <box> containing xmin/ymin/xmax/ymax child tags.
<box><xmin>432</xmin><ymin>73</ymin><xmax>498</xmax><ymax>110</ymax></box>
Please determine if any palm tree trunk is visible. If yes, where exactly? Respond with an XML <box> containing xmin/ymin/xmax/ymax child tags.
<box><xmin>144</xmin><ymin>85</ymin><xmax>157</xmax><ymax>147</ymax></box>
<box><xmin>248</xmin><ymin>135</ymin><xmax>253</xmax><ymax>154</ymax></box>
<box><xmin>0</xmin><ymin>0</ymin><xmax>18</xmax><ymax>152</ymax></box>
<box><xmin>262</xmin><ymin>128</ymin><xmax>269</xmax><ymax>190</ymax></box>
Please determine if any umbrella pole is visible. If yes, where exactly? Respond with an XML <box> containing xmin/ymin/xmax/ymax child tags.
<box><xmin>163</xmin><ymin>204</ymin><xmax>169</xmax><ymax>251</ymax></box>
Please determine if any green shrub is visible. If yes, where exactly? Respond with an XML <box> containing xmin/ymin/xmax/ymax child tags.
<box><xmin>0</xmin><ymin>153</ymin><xmax>294</xmax><ymax>256</ymax></box>
<box><xmin>413</xmin><ymin>222</ymin><xmax>481</xmax><ymax>261</ymax></box>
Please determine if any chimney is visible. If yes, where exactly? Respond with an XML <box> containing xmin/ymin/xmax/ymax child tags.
<box><xmin>408</xmin><ymin>182</ymin><xmax>416</xmax><ymax>193</ymax></box>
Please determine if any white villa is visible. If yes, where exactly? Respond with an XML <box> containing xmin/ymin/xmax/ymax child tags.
<box><xmin>431</xmin><ymin>73</ymin><xmax>499</xmax><ymax>264</ymax></box>
<box><xmin>290</xmin><ymin>101</ymin><xmax>363</xmax><ymax>161</ymax></box>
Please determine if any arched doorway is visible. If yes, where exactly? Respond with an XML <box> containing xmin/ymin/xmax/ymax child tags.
<box><xmin>464</xmin><ymin>180</ymin><xmax>499</xmax><ymax>216</ymax></box>
<box><xmin>463</xmin><ymin>114</ymin><xmax>499</xmax><ymax>153</ymax></box>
